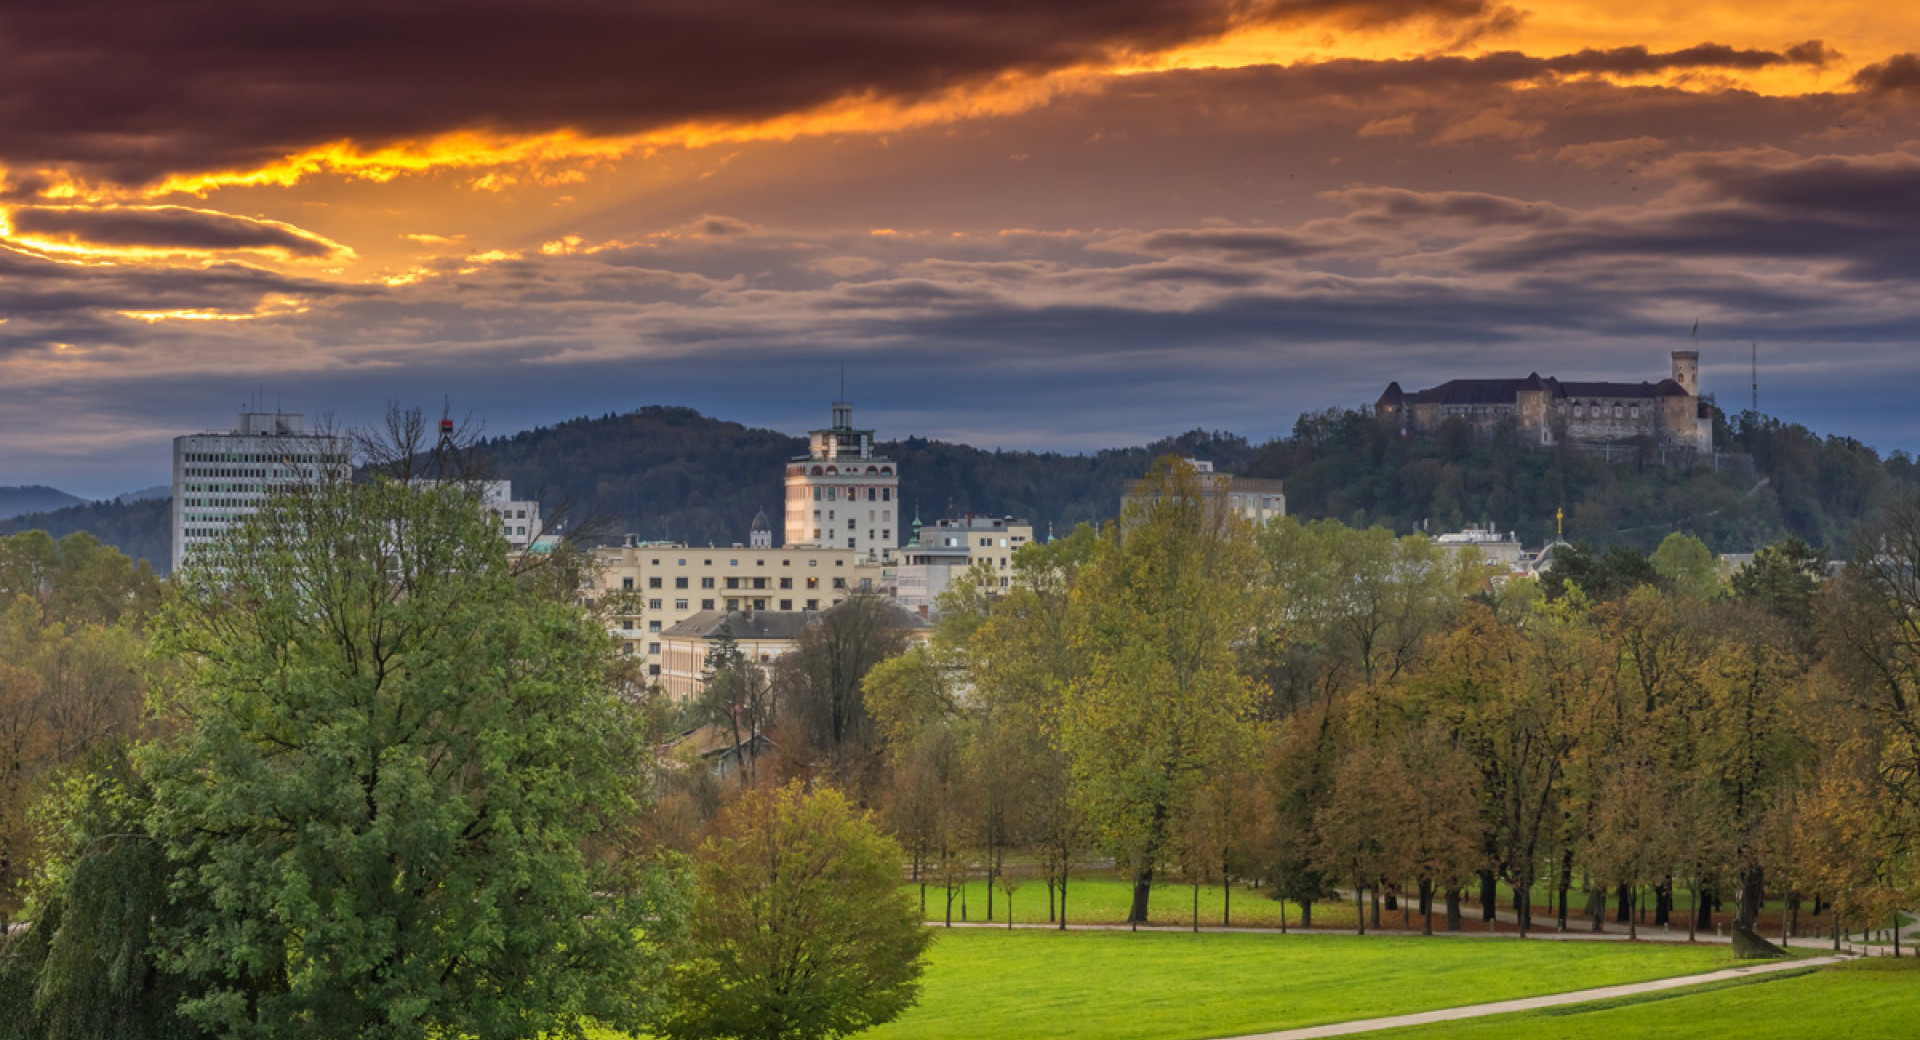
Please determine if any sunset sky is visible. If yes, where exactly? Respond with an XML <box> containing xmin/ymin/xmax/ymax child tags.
<box><xmin>4</xmin><ymin>0</ymin><xmax>1919</xmax><ymax>496</ymax></box>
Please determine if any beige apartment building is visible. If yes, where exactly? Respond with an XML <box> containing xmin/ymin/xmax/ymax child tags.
<box><xmin>588</xmin><ymin>540</ymin><xmax>887</xmax><ymax>679</ymax></box>
<box><xmin>659</xmin><ymin>605</ymin><xmax>931</xmax><ymax>701</ymax></box>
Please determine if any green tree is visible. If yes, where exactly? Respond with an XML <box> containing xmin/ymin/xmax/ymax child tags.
<box><xmin>1649</xmin><ymin>532</ymin><xmax>1722</xmax><ymax>600</ymax></box>
<box><xmin>143</xmin><ymin>477</ymin><xmax>679</xmax><ymax>1040</ymax></box>
<box><xmin>658</xmin><ymin>782</ymin><xmax>930</xmax><ymax>1040</ymax></box>
<box><xmin>1061</xmin><ymin>458</ymin><xmax>1261</xmax><ymax>924</ymax></box>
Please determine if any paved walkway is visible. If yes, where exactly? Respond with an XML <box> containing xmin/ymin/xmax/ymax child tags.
<box><xmin>1221</xmin><ymin>955</ymin><xmax>1844</xmax><ymax>1040</ymax></box>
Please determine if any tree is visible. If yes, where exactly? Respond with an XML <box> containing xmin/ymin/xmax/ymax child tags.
<box><xmin>657</xmin><ymin>783</ymin><xmax>930</xmax><ymax>1040</ymax></box>
<box><xmin>1060</xmin><ymin>459</ymin><xmax>1261</xmax><ymax>924</ymax></box>
<box><xmin>1542</xmin><ymin>542</ymin><xmax>1660</xmax><ymax>603</ymax></box>
<box><xmin>1313</xmin><ymin>743</ymin><xmax>1402</xmax><ymax>935</ymax></box>
<box><xmin>0</xmin><ymin>743</ymin><xmax>210</xmax><ymax>1040</ymax></box>
<box><xmin>143</xmin><ymin>477</ymin><xmax>679</xmax><ymax>1040</ymax></box>
<box><xmin>1650</xmin><ymin>533</ymin><xmax>1723</xmax><ymax>601</ymax></box>
<box><xmin>777</xmin><ymin>595</ymin><xmax>914</xmax><ymax>797</ymax></box>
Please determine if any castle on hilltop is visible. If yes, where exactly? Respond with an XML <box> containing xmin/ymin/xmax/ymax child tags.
<box><xmin>1375</xmin><ymin>351</ymin><xmax>1714</xmax><ymax>452</ymax></box>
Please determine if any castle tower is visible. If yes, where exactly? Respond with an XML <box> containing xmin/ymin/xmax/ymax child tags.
<box><xmin>783</xmin><ymin>400</ymin><xmax>900</xmax><ymax>559</ymax></box>
<box><xmin>1672</xmin><ymin>350</ymin><xmax>1700</xmax><ymax>396</ymax></box>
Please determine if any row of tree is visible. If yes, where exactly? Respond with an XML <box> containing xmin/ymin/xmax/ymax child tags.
<box><xmin>733</xmin><ymin>459</ymin><xmax>1918</xmax><ymax>948</ymax></box>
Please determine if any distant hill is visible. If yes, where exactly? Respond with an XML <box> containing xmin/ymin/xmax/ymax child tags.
<box><xmin>2</xmin><ymin>404</ymin><xmax>1913</xmax><ymax>571</ymax></box>
<box><xmin>479</xmin><ymin>406</ymin><xmax>1253</xmax><ymax>546</ymax></box>
<box><xmin>0</xmin><ymin>485</ymin><xmax>85</xmax><ymax>519</ymax></box>
<box><xmin>113</xmin><ymin>484</ymin><xmax>172</xmax><ymax>504</ymax></box>
<box><xmin>1249</xmin><ymin>408</ymin><xmax>1919</xmax><ymax>554</ymax></box>
<box><xmin>0</xmin><ymin>497</ymin><xmax>172</xmax><ymax>570</ymax></box>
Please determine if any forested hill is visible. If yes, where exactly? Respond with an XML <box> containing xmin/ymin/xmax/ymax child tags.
<box><xmin>0</xmin><ymin>497</ymin><xmax>172</xmax><ymax>569</ymax></box>
<box><xmin>4</xmin><ymin>403</ymin><xmax>1913</xmax><ymax>570</ymax></box>
<box><xmin>1249</xmin><ymin>408</ymin><xmax>1919</xmax><ymax>553</ymax></box>
<box><xmin>479</xmin><ymin>406</ymin><xmax>1254</xmax><ymax>546</ymax></box>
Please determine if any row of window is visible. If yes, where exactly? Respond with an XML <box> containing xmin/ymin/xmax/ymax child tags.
<box><xmin>644</xmin><ymin>573</ymin><xmax>846</xmax><ymax>595</ymax></box>
<box><xmin>1570</xmin><ymin>404</ymin><xmax>1640</xmax><ymax>420</ymax></box>
<box><xmin>182</xmin><ymin>452</ymin><xmax>346</xmax><ymax>464</ymax></box>
<box><xmin>789</xmin><ymin>464</ymin><xmax>894</xmax><ymax>476</ymax></box>
<box><xmin>795</xmin><ymin>485</ymin><xmax>893</xmax><ymax>502</ymax></box>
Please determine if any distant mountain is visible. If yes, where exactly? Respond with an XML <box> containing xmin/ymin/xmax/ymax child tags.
<box><xmin>0</xmin><ymin>485</ymin><xmax>85</xmax><ymax>519</ymax></box>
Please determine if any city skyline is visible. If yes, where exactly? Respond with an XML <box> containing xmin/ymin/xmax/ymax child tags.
<box><xmin>3</xmin><ymin>1</ymin><xmax>1919</xmax><ymax>496</ymax></box>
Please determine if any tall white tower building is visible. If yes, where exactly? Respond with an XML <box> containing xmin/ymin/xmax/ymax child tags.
<box><xmin>171</xmin><ymin>412</ymin><xmax>349</xmax><ymax>571</ymax></box>
<box><xmin>783</xmin><ymin>401</ymin><xmax>899</xmax><ymax>560</ymax></box>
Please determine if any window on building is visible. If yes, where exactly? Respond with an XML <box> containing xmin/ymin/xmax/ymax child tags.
<box><xmin>725</xmin><ymin>577</ymin><xmax>740</xmax><ymax>589</ymax></box>
<box><xmin>648</xmin><ymin>620</ymin><xmax>662</xmax><ymax>632</ymax></box>
<box><xmin>702</xmin><ymin>599</ymin><xmax>715</xmax><ymax>610</ymax></box>
<box><xmin>701</xmin><ymin>577</ymin><xmax>715</xmax><ymax>589</ymax></box>
<box><xmin>649</xmin><ymin>577</ymin><xmax>663</xmax><ymax>588</ymax></box>
<box><xmin>780</xmin><ymin>577</ymin><xmax>792</xmax><ymax>589</ymax></box>
<box><xmin>847</xmin><ymin>519</ymin><xmax>856</xmax><ymax>530</ymax></box>
<box><xmin>807</xmin><ymin>576</ymin><xmax>819</xmax><ymax>589</ymax></box>
<box><xmin>648</xmin><ymin>642</ymin><xmax>661</xmax><ymax>654</ymax></box>
<box><xmin>752</xmin><ymin>577</ymin><xmax>767</xmax><ymax>589</ymax></box>
<box><xmin>674</xmin><ymin>599</ymin><xmax>688</xmax><ymax>610</ymax></box>
<box><xmin>753</xmin><ymin>599</ymin><xmax>766</xmax><ymax>610</ymax></box>
<box><xmin>621</xmin><ymin>620</ymin><xmax>634</xmax><ymax>630</ymax></box>
<box><xmin>832</xmin><ymin>577</ymin><xmax>846</xmax><ymax>589</ymax></box>
<box><xmin>806</xmin><ymin>599</ymin><xmax>819</xmax><ymax>610</ymax></box>
<box><xmin>648</xmin><ymin>598</ymin><xmax>663</xmax><ymax>610</ymax></box>
<box><xmin>726</xmin><ymin>598</ymin><xmax>740</xmax><ymax>611</ymax></box>
<box><xmin>648</xmin><ymin>664</ymin><xmax>661</xmax><ymax>676</ymax></box>
<box><xmin>780</xmin><ymin>599</ymin><xmax>793</xmax><ymax>610</ymax></box>
<box><xmin>674</xmin><ymin>577</ymin><xmax>688</xmax><ymax>589</ymax></box>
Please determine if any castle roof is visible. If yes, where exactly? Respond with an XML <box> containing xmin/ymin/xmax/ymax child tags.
<box><xmin>1387</xmin><ymin>374</ymin><xmax>1691</xmax><ymax>407</ymax></box>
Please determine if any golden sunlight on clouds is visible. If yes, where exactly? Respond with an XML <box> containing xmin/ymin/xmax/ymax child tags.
<box><xmin>107</xmin><ymin>2</ymin><xmax>1906</xmax><ymax>206</ymax></box>
<box><xmin>1149</xmin><ymin>0</ymin><xmax>1908</xmax><ymax>96</ymax></box>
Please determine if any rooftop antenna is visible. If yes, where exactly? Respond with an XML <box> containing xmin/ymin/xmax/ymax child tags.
<box><xmin>839</xmin><ymin>362</ymin><xmax>846</xmax><ymax>402</ymax></box>
<box><xmin>1751</xmin><ymin>342</ymin><xmax>1758</xmax><ymax>414</ymax></box>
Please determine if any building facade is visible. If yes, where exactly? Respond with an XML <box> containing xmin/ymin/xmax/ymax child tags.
<box><xmin>1120</xmin><ymin>459</ymin><xmax>1287</xmax><ymax>526</ymax></box>
<box><xmin>783</xmin><ymin>401</ymin><xmax>899</xmax><ymax>560</ymax></box>
<box><xmin>589</xmin><ymin>540</ymin><xmax>886</xmax><ymax>678</ymax></box>
<box><xmin>659</xmin><ymin>604</ymin><xmax>930</xmax><ymax>701</ymax></box>
<box><xmin>171</xmin><ymin>412</ymin><xmax>350</xmax><ymax>571</ymax></box>
<box><xmin>478</xmin><ymin>481</ymin><xmax>542</xmax><ymax>553</ymax></box>
<box><xmin>893</xmin><ymin>514</ymin><xmax>1034</xmax><ymax>615</ymax></box>
<box><xmin>1376</xmin><ymin>351</ymin><xmax>1713</xmax><ymax>451</ymax></box>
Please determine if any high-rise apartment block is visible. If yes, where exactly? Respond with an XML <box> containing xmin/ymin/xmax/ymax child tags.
<box><xmin>171</xmin><ymin>412</ymin><xmax>349</xmax><ymax>571</ymax></box>
<box><xmin>783</xmin><ymin>401</ymin><xmax>899</xmax><ymax>560</ymax></box>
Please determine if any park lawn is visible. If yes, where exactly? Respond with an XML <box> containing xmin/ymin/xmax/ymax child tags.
<box><xmin>1360</xmin><ymin>957</ymin><xmax>1920</xmax><ymax>1040</ymax></box>
<box><xmin>861</xmin><ymin>928</ymin><xmax>1735</xmax><ymax>1040</ymax></box>
<box><xmin>916</xmin><ymin>876</ymin><xmax>1386</xmax><ymax>931</ymax></box>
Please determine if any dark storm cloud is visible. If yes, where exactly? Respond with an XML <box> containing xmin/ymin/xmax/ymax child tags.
<box><xmin>6</xmin><ymin>206</ymin><xmax>346</xmax><ymax>257</ymax></box>
<box><xmin>1851</xmin><ymin>53</ymin><xmax>1920</xmax><ymax>94</ymax></box>
<box><xmin>0</xmin><ymin>0</ymin><xmax>1510</xmax><ymax>184</ymax></box>
<box><xmin>1460</xmin><ymin>153</ymin><xmax>1920</xmax><ymax>280</ymax></box>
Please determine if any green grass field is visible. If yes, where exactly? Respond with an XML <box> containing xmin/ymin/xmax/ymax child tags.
<box><xmin>1363</xmin><ymin>958</ymin><xmax>1920</xmax><ymax>1040</ymax></box>
<box><xmin>916</xmin><ymin>876</ymin><xmax>1423</xmax><ymax>931</ymax></box>
<box><xmin>862</xmin><ymin>928</ymin><xmax>1737</xmax><ymax>1040</ymax></box>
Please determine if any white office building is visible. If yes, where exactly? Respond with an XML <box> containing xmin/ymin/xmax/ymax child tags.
<box><xmin>783</xmin><ymin>401</ymin><xmax>899</xmax><ymax>561</ymax></box>
<box><xmin>172</xmin><ymin>412</ymin><xmax>350</xmax><ymax>571</ymax></box>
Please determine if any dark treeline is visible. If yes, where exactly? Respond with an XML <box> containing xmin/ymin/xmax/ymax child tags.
<box><xmin>1254</xmin><ymin>408</ymin><xmax>1919</xmax><ymax>554</ymax></box>
<box><xmin>0</xmin><ymin>498</ymin><xmax>171</xmax><ymax>573</ymax></box>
